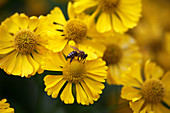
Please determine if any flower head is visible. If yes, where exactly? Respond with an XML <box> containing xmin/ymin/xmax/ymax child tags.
<box><xmin>73</xmin><ymin>0</ymin><xmax>142</xmax><ymax>33</ymax></box>
<box><xmin>42</xmin><ymin>47</ymin><xmax>107</xmax><ymax>105</ymax></box>
<box><xmin>121</xmin><ymin>60</ymin><xmax>170</xmax><ymax>113</ymax></box>
<box><xmin>0</xmin><ymin>13</ymin><xmax>48</xmax><ymax>77</ymax></box>
<box><xmin>45</xmin><ymin>2</ymin><xmax>106</xmax><ymax>60</ymax></box>
<box><xmin>0</xmin><ymin>99</ymin><xmax>14</xmax><ymax>113</ymax></box>
<box><xmin>101</xmin><ymin>34</ymin><xmax>142</xmax><ymax>85</ymax></box>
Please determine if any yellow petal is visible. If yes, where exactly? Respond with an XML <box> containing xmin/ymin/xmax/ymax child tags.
<box><xmin>76</xmin><ymin>83</ymin><xmax>89</xmax><ymax>105</ymax></box>
<box><xmin>107</xmin><ymin>65</ymin><xmax>121</xmax><ymax>85</ymax></box>
<box><xmin>27</xmin><ymin>55</ymin><xmax>40</xmax><ymax>75</ymax></box>
<box><xmin>73</xmin><ymin>0</ymin><xmax>98</xmax><ymax>14</ymax></box>
<box><xmin>85</xmin><ymin>58</ymin><xmax>106</xmax><ymax>70</ymax></box>
<box><xmin>21</xmin><ymin>55</ymin><xmax>33</xmax><ymax>77</ymax></box>
<box><xmin>116</xmin><ymin>9</ymin><xmax>138</xmax><ymax>28</ymax></box>
<box><xmin>112</xmin><ymin>14</ymin><xmax>128</xmax><ymax>33</ymax></box>
<box><xmin>161</xmin><ymin>71</ymin><xmax>170</xmax><ymax>87</ymax></box>
<box><xmin>96</xmin><ymin>12</ymin><xmax>112</xmax><ymax>33</ymax></box>
<box><xmin>32</xmin><ymin>51</ymin><xmax>43</xmax><ymax>64</ymax></box>
<box><xmin>129</xmin><ymin>99</ymin><xmax>145</xmax><ymax>113</ymax></box>
<box><xmin>6</xmin><ymin>52</ymin><xmax>18</xmax><ymax>74</ymax></box>
<box><xmin>163</xmin><ymin>89</ymin><xmax>170</xmax><ymax>106</ymax></box>
<box><xmin>45</xmin><ymin>78</ymin><xmax>66</xmax><ymax>97</ymax></box>
<box><xmin>0</xmin><ymin>52</ymin><xmax>16</xmax><ymax>69</ymax></box>
<box><xmin>11</xmin><ymin>54</ymin><xmax>22</xmax><ymax>75</ymax></box>
<box><xmin>44</xmin><ymin>75</ymin><xmax>63</xmax><ymax>89</ymax></box>
<box><xmin>0</xmin><ymin>47</ymin><xmax>15</xmax><ymax>54</ymax></box>
<box><xmin>28</xmin><ymin>16</ymin><xmax>39</xmax><ymax>31</ymax></box>
<box><xmin>41</xmin><ymin>52</ymin><xmax>65</xmax><ymax>71</ymax></box>
<box><xmin>121</xmin><ymin>86</ymin><xmax>142</xmax><ymax>102</ymax></box>
<box><xmin>153</xmin><ymin>103</ymin><xmax>170</xmax><ymax>113</ymax></box>
<box><xmin>144</xmin><ymin>60</ymin><xmax>164</xmax><ymax>80</ymax></box>
<box><xmin>47</xmin><ymin>36</ymin><xmax>67</xmax><ymax>52</ymax></box>
<box><xmin>121</xmin><ymin>71</ymin><xmax>142</xmax><ymax>88</ymax></box>
<box><xmin>60</xmin><ymin>82</ymin><xmax>74</xmax><ymax>104</ymax></box>
<box><xmin>13</xmin><ymin>13</ymin><xmax>29</xmax><ymax>30</ymax></box>
<box><xmin>130</xmin><ymin>63</ymin><xmax>143</xmax><ymax>84</ymax></box>
<box><xmin>80</xmin><ymin>81</ymin><xmax>95</xmax><ymax>103</ymax></box>
<box><xmin>1</xmin><ymin>13</ymin><xmax>20</xmax><ymax>34</ymax></box>
<box><xmin>50</xmin><ymin>7</ymin><xmax>66</xmax><ymax>25</ymax></box>
<box><xmin>86</xmin><ymin>65</ymin><xmax>107</xmax><ymax>77</ymax></box>
<box><xmin>84</xmin><ymin>78</ymin><xmax>104</xmax><ymax>97</ymax></box>
<box><xmin>67</xmin><ymin>2</ymin><xmax>75</xmax><ymax>19</ymax></box>
<box><xmin>86</xmin><ymin>73</ymin><xmax>106</xmax><ymax>82</ymax></box>
<box><xmin>79</xmin><ymin>39</ymin><xmax>106</xmax><ymax>59</ymax></box>
<box><xmin>51</xmin><ymin>79</ymin><xmax>66</xmax><ymax>98</ymax></box>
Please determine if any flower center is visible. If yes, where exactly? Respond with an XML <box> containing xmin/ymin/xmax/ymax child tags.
<box><xmin>63</xmin><ymin>60</ymin><xmax>86</xmax><ymax>83</ymax></box>
<box><xmin>102</xmin><ymin>44</ymin><xmax>123</xmax><ymax>65</ymax></box>
<box><xmin>141</xmin><ymin>79</ymin><xmax>165</xmax><ymax>104</ymax></box>
<box><xmin>14</xmin><ymin>30</ymin><xmax>37</xmax><ymax>54</ymax></box>
<box><xmin>63</xmin><ymin>19</ymin><xmax>87</xmax><ymax>43</ymax></box>
<box><xmin>98</xmin><ymin>0</ymin><xmax>120</xmax><ymax>13</ymax></box>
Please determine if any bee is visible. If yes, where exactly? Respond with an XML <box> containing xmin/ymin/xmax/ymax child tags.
<box><xmin>67</xmin><ymin>46</ymin><xmax>88</xmax><ymax>62</ymax></box>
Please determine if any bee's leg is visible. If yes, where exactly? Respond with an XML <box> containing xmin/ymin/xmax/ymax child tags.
<box><xmin>77</xmin><ymin>55</ymin><xmax>80</xmax><ymax>60</ymax></box>
<box><xmin>70</xmin><ymin>57</ymin><xmax>74</xmax><ymax>62</ymax></box>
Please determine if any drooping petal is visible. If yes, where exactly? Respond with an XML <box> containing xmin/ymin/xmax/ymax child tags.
<box><xmin>85</xmin><ymin>58</ymin><xmax>106</xmax><ymax>71</ymax></box>
<box><xmin>41</xmin><ymin>52</ymin><xmax>65</xmax><ymax>71</ymax></box>
<box><xmin>60</xmin><ymin>82</ymin><xmax>74</xmax><ymax>104</ymax></box>
<box><xmin>121</xmin><ymin>86</ymin><xmax>142</xmax><ymax>102</ymax></box>
<box><xmin>1</xmin><ymin>13</ymin><xmax>20</xmax><ymax>34</ymax></box>
<box><xmin>47</xmin><ymin>36</ymin><xmax>67</xmax><ymax>52</ymax></box>
<box><xmin>11</xmin><ymin>53</ymin><xmax>22</xmax><ymax>75</ymax></box>
<box><xmin>96</xmin><ymin>12</ymin><xmax>112</xmax><ymax>33</ymax></box>
<box><xmin>111</xmin><ymin>13</ymin><xmax>128</xmax><ymax>33</ymax></box>
<box><xmin>49</xmin><ymin>7</ymin><xmax>66</xmax><ymax>25</ymax></box>
<box><xmin>80</xmin><ymin>81</ymin><xmax>95</xmax><ymax>103</ymax></box>
<box><xmin>129</xmin><ymin>99</ymin><xmax>145</xmax><ymax>113</ymax></box>
<box><xmin>73</xmin><ymin>0</ymin><xmax>98</xmax><ymax>14</ymax></box>
<box><xmin>21</xmin><ymin>54</ymin><xmax>33</xmax><ymax>77</ymax></box>
<box><xmin>67</xmin><ymin>2</ymin><xmax>76</xmax><ymax>19</ymax></box>
<box><xmin>27</xmin><ymin>55</ymin><xmax>40</xmax><ymax>75</ymax></box>
<box><xmin>83</xmin><ymin>78</ymin><xmax>104</xmax><ymax>97</ymax></box>
<box><xmin>28</xmin><ymin>16</ymin><xmax>39</xmax><ymax>31</ymax></box>
<box><xmin>45</xmin><ymin>78</ymin><xmax>66</xmax><ymax>97</ymax></box>
<box><xmin>161</xmin><ymin>71</ymin><xmax>170</xmax><ymax>87</ymax></box>
<box><xmin>153</xmin><ymin>103</ymin><xmax>170</xmax><ymax>113</ymax></box>
<box><xmin>76</xmin><ymin>83</ymin><xmax>89</xmax><ymax>105</ymax></box>
<box><xmin>86</xmin><ymin>73</ymin><xmax>106</xmax><ymax>82</ymax></box>
<box><xmin>144</xmin><ymin>60</ymin><xmax>164</xmax><ymax>80</ymax></box>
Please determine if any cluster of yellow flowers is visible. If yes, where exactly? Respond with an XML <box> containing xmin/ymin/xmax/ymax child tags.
<box><xmin>0</xmin><ymin>0</ymin><xmax>170</xmax><ymax>113</ymax></box>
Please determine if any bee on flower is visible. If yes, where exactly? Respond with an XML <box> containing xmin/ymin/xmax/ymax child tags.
<box><xmin>42</xmin><ymin>46</ymin><xmax>107</xmax><ymax>105</ymax></box>
<box><xmin>72</xmin><ymin>0</ymin><xmax>142</xmax><ymax>33</ymax></box>
<box><xmin>44</xmin><ymin>2</ymin><xmax>106</xmax><ymax>60</ymax></box>
<box><xmin>121</xmin><ymin>60</ymin><xmax>170</xmax><ymax>113</ymax></box>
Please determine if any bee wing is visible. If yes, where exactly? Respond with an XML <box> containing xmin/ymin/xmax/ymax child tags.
<box><xmin>70</xmin><ymin>46</ymin><xmax>79</xmax><ymax>51</ymax></box>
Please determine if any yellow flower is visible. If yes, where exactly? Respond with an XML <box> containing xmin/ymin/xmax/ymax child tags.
<box><xmin>101</xmin><ymin>34</ymin><xmax>142</xmax><ymax>85</ymax></box>
<box><xmin>121</xmin><ymin>60</ymin><xmax>170</xmax><ymax>113</ymax></box>
<box><xmin>42</xmin><ymin>47</ymin><xmax>107</xmax><ymax>105</ymax></box>
<box><xmin>132</xmin><ymin>0</ymin><xmax>170</xmax><ymax>65</ymax></box>
<box><xmin>45</xmin><ymin>2</ymin><xmax>106</xmax><ymax>60</ymax></box>
<box><xmin>73</xmin><ymin>0</ymin><xmax>142</xmax><ymax>33</ymax></box>
<box><xmin>0</xmin><ymin>13</ymin><xmax>48</xmax><ymax>77</ymax></box>
<box><xmin>0</xmin><ymin>98</ymin><xmax>14</xmax><ymax>113</ymax></box>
